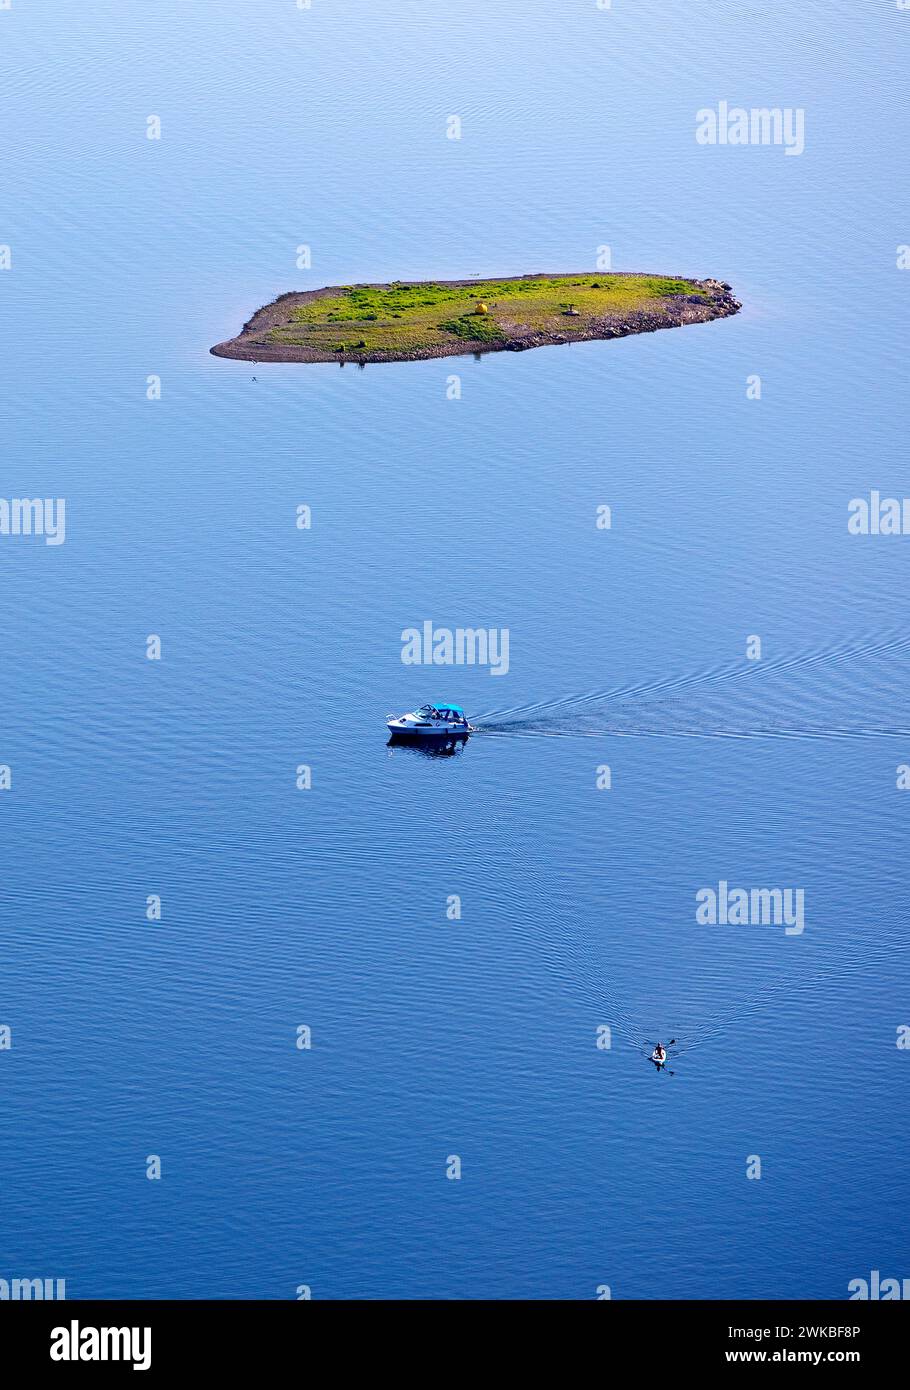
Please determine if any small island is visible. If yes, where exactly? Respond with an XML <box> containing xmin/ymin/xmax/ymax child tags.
<box><xmin>211</xmin><ymin>272</ymin><xmax>740</xmax><ymax>365</ymax></box>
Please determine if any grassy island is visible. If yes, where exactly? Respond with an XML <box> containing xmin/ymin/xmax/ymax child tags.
<box><xmin>211</xmin><ymin>272</ymin><xmax>740</xmax><ymax>365</ymax></box>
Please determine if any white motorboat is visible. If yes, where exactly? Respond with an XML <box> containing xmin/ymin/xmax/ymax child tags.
<box><xmin>387</xmin><ymin>704</ymin><xmax>474</xmax><ymax>737</ymax></box>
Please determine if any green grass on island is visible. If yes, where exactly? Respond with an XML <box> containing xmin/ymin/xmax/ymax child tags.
<box><xmin>285</xmin><ymin>276</ymin><xmax>698</xmax><ymax>352</ymax></box>
<box><xmin>211</xmin><ymin>272</ymin><xmax>740</xmax><ymax>364</ymax></box>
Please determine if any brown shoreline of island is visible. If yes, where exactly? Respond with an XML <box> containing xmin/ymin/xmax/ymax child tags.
<box><xmin>210</xmin><ymin>272</ymin><xmax>741</xmax><ymax>365</ymax></box>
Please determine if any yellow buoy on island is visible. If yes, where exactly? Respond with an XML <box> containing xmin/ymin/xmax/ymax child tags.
<box><xmin>474</xmin><ymin>301</ymin><xmax>489</xmax><ymax>315</ymax></box>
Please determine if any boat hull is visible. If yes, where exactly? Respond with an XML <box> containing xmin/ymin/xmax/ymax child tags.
<box><xmin>386</xmin><ymin>721</ymin><xmax>473</xmax><ymax>738</ymax></box>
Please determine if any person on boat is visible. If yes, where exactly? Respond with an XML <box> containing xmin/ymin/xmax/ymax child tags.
<box><xmin>651</xmin><ymin>1042</ymin><xmax>667</xmax><ymax>1068</ymax></box>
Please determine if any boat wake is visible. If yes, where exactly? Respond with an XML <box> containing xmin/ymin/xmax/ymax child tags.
<box><xmin>472</xmin><ymin>630</ymin><xmax>910</xmax><ymax>743</ymax></box>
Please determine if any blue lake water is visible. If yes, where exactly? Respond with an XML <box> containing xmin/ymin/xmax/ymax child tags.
<box><xmin>1</xmin><ymin>0</ymin><xmax>907</xmax><ymax>1298</ymax></box>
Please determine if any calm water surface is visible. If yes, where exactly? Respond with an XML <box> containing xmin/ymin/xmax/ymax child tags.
<box><xmin>0</xmin><ymin>0</ymin><xmax>907</xmax><ymax>1298</ymax></box>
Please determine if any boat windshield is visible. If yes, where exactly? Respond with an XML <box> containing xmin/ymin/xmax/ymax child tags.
<box><xmin>410</xmin><ymin>705</ymin><xmax>466</xmax><ymax>722</ymax></box>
